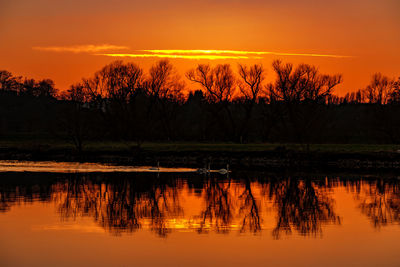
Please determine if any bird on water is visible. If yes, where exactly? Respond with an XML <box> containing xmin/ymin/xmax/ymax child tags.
<box><xmin>218</xmin><ymin>164</ymin><xmax>229</xmax><ymax>175</ymax></box>
<box><xmin>149</xmin><ymin>161</ymin><xmax>160</xmax><ymax>171</ymax></box>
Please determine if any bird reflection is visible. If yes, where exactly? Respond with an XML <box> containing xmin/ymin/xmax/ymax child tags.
<box><xmin>1</xmin><ymin>172</ymin><xmax>398</xmax><ymax>238</ymax></box>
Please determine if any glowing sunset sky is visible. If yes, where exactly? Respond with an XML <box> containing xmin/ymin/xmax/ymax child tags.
<box><xmin>0</xmin><ymin>0</ymin><xmax>399</xmax><ymax>94</ymax></box>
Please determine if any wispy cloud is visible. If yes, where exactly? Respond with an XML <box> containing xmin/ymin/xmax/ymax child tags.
<box><xmin>33</xmin><ymin>44</ymin><xmax>129</xmax><ymax>53</ymax></box>
<box><xmin>141</xmin><ymin>49</ymin><xmax>351</xmax><ymax>58</ymax></box>
<box><xmin>34</xmin><ymin>45</ymin><xmax>351</xmax><ymax>59</ymax></box>
<box><xmin>97</xmin><ymin>53</ymin><xmax>261</xmax><ymax>60</ymax></box>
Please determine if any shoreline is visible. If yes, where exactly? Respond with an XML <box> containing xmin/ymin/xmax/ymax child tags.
<box><xmin>1</xmin><ymin>144</ymin><xmax>400</xmax><ymax>172</ymax></box>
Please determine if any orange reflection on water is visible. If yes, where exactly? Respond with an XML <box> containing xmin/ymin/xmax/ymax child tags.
<box><xmin>1</xmin><ymin>173</ymin><xmax>399</xmax><ymax>266</ymax></box>
<box><xmin>0</xmin><ymin>175</ymin><xmax>349</xmax><ymax>236</ymax></box>
<box><xmin>0</xmin><ymin>160</ymin><xmax>197</xmax><ymax>173</ymax></box>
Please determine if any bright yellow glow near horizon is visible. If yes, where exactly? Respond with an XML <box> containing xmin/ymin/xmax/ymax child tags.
<box><xmin>97</xmin><ymin>53</ymin><xmax>260</xmax><ymax>60</ymax></box>
<box><xmin>141</xmin><ymin>49</ymin><xmax>352</xmax><ymax>58</ymax></box>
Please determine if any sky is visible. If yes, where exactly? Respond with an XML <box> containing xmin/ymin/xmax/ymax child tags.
<box><xmin>0</xmin><ymin>0</ymin><xmax>399</xmax><ymax>95</ymax></box>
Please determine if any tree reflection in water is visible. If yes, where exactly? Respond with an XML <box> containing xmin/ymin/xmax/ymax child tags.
<box><xmin>265</xmin><ymin>177</ymin><xmax>340</xmax><ymax>239</ymax></box>
<box><xmin>238</xmin><ymin>177</ymin><xmax>261</xmax><ymax>233</ymax></box>
<box><xmin>346</xmin><ymin>178</ymin><xmax>400</xmax><ymax>227</ymax></box>
<box><xmin>0</xmin><ymin>172</ymin><xmax>398</xmax><ymax>238</ymax></box>
<box><xmin>198</xmin><ymin>175</ymin><xmax>233</xmax><ymax>233</ymax></box>
<box><xmin>52</xmin><ymin>174</ymin><xmax>183</xmax><ymax>236</ymax></box>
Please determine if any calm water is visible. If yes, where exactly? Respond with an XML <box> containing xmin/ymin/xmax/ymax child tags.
<box><xmin>0</xmin><ymin>164</ymin><xmax>399</xmax><ymax>266</ymax></box>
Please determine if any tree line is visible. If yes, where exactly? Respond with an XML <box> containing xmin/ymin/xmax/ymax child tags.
<box><xmin>1</xmin><ymin>60</ymin><xmax>400</xmax><ymax>151</ymax></box>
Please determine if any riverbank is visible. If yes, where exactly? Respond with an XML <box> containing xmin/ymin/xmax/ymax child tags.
<box><xmin>1</xmin><ymin>140</ymin><xmax>400</xmax><ymax>172</ymax></box>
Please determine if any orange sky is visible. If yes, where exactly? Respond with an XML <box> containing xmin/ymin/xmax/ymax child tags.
<box><xmin>0</xmin><ymin>0</ymin><xmax>399</xmax><ymax>95</ymax></box>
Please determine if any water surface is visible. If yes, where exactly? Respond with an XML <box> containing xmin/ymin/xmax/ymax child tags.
<box><xmin>0</xmin><ymin>160</ymin><xmax>197</xmax><ymax>173</ymax></box>
<box><xmin>0</xmin><ymin>169</ymin><xmax>399</xmax><ymax>266</ymax></box>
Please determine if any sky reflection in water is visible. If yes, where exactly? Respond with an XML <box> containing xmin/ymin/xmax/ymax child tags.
<box><xmin>0</xmin><ymin>160</ymin><xmax>197</xmax><ymax>173</ymax></box>
<box><xmin>0</xmin><ymin>171</ymin><xmax>399</xmax><ymax>266</ymax></box>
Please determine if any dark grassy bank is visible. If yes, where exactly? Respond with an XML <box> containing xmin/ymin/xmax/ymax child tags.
<box><xmin>2</xmin><ymin>139</ymin><xmax>400</xmax><ymax>152</ymax></box>
<box><xmin>2</xmin><ymin>139</ymin><xmax>400</xmax><ymax>172</ymax></box>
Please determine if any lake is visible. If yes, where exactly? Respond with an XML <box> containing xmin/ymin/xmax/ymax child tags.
<box><xmin>0</xmin><ymin>162</ymin><xmax>399</xmax><ymax>266</ymax></box>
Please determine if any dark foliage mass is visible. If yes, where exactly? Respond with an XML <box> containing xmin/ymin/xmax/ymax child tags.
<box><xmin>1</xmin><ymin>60</ymin><xmax>399</xmax><ymax>150</ymax></box>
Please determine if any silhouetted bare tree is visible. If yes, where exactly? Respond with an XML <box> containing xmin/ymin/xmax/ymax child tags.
<box><xmin>82</xmin><ymin>61</ymin><xmax>144</xmax><ymax>143</ymax></box>
<box><xmin>36</xmin><ymin>79</ymin><xmax>57</xmax><ymax>98</ymax></box>
<box><xmin>237</xmin><ymin>64</ymin><xmax>265</xmax><ymax>142</ymax></box>
<box><xmin>0</xmin><ymin>70</ymin><xmax>20</xmax><ymax>92</ymax></box>
<box><xmin>58</xmin><ymin>83</ymin><xmax>94</xmax><ymax>153</ymax></box>
<box><xmin>363</xmin><ymin>73</ymin><xmax>394</xmax><ymax>105</ymax></box>
<box><xmin>187</xmin><ymin>64</ymin><xmax>237</xmax><ymax>140</ymax></box>
<box><xmin>389</xmin><ymin>77</ymin><xmax>400</xmax><ymax>103</ymax></box>
<box><xmin>361</xmin><ymin>74</ymin><xmax>400</xmax><ymax>143</ymax></box>
<box><xmin>268</xmin><ymin>60</ymin><xmax>342</xmax><ymax>148</ymax></box>
<box><xmin>145</xmin><ymin>60</ymin><xmax>184</xmax><ymax>141</ymax></box>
